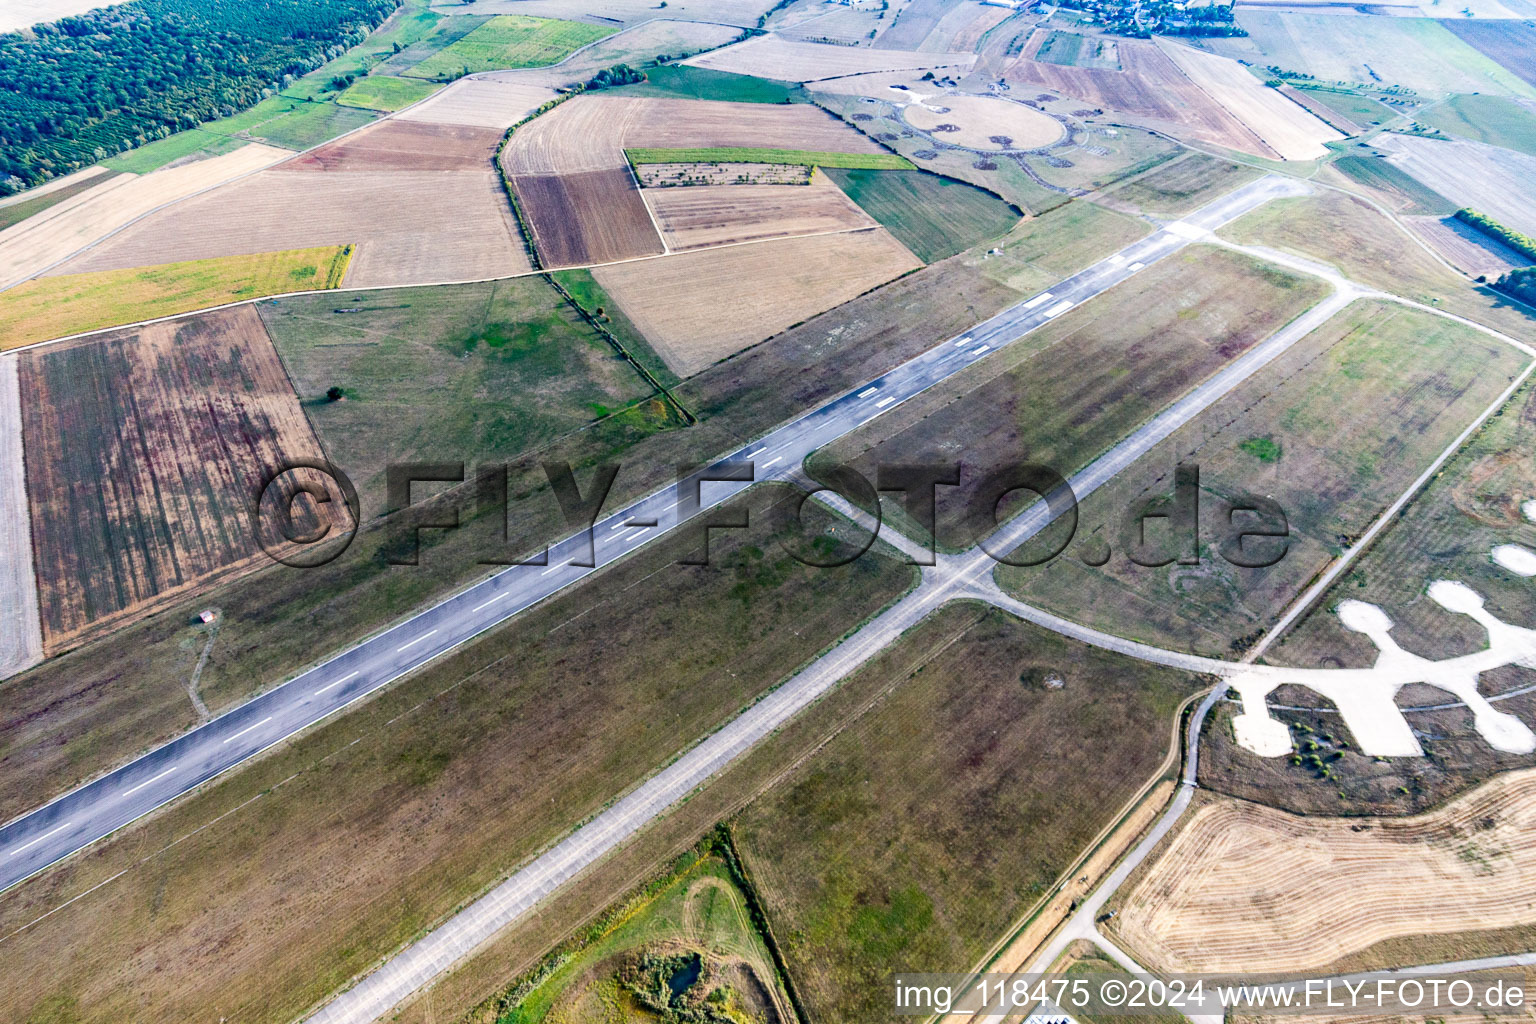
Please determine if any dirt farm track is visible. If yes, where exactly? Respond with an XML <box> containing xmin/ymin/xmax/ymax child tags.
<box><xmin>1114</xmin><ymin>770</ymin><xmax>1536</xmax><ymax>974</ymax></box>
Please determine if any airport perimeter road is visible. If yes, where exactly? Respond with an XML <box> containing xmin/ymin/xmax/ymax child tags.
<box><xmin>0</xmin><ymin>174</ymin><xmax>1307</xmax><ymax>896</ymax></box>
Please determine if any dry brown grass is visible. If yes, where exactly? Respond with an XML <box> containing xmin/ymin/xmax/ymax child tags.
<box><xmin>1005</xmin><ymin>31</ymin><xmax>1273</xmax><ymax>158</ymax></box>
<box><xmin>591</xmin><ymin>227</ymin><xmax>920</xmax><ymax>376</ymax></box>
<box><xmin>1115</xmin><ymin>769</ymin><xmax>1536</xmax><ymax>974</ymax></box>
<box><xmin>903</xmin><ymin>94</ymin><xmax>1066</xmax><ymax>150</ymax></box>
<box><xmin>642</xmin><ymin>172</ymin><xmax>875</xmax><ymax>250</ymax></box>
<box><xmin>18</xmin><ymin>305</ymin><xmax>349</xmax><ymax>650</ymax></box>
<box><xmin>396</xmin><ymin>78</ymin><xmax>558</xmax><ymax>130</ymax></box>
<box><xmin>0</xmin><ymin>143</ymin><xmax>292</xmax><ymax>288</ymax></box>
<box><xmin>55</xmin><ymin>167</ymin><xmax>530</xmax><ymax>288</ymax></box>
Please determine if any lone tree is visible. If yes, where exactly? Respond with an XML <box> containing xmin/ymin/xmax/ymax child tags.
<box><xmin>326</xmin><ymin>386</ymin><xmax>345</xmax><ymax>402</ymax></box>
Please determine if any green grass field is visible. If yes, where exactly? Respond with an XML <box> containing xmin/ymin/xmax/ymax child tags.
<box><xmin>822</xmin><ymin>167</ymin><xmax>1020</xmax><ymax>263</ymax></box>
<box><xmin>613</xmin><ymin>63</ymin><xmax>805</xmax><ymax>104</ymax></box>
<box><xmin>1333</xmin><ymin>149</ymin><xmax>1456</xmax><ymax>215</ymax></box>
<box><xmin>1034</xmin><ymin>29</ymin><xmax>1120</xmax><ymax>70</ymax></box>
<box><xmin>335</xmin><ymin>74</ymin><xmax>442</xmax><ymax>112</ymax></box>
<box><xmin>0</xmin><ymin>246</ymin><xmax>352</xmax><ymax>350</ymax></box>
<box><xmin>266</xmin><ymin>277</ymin><xmax>662</xmax><ymax>509</ymax></box>
<box><xmin>101</xmin><ymin>130</ymin><xmax>247</xmax><ymax>174</ymax></box>
<box><xmin>1417</xmin><ymin>93</ymin><xmax>1536</xmax><ymax>158</ymax></box>
<box><xmin>1294</xmin><ymin>86</ymin><xmax>1398</xmax><ymax>127</ymax></box>
<box><xmin>999</xmin><ymin>298</ymin><xmax>1526</xmax><ymax>658</ymax></box>
<box><xmin>403</xmin><ymin>14</ymin><xmax>613</xmax><ymax>79</ymax></box>
<box><xmin>967</xmin><ymin>198</ymin><xmax>1149</xmax><ymax>296</ymax></box>
<box><xmin>485</xmin><ymin>845</ymin><xmax>790</xmax><ymax>1023</ymax></box>
<box><xmin>735</xmin><ymin>604</ymin><xmax>1199</xmax><ymax>1023</ymax></box>
<box><xmin>282</xmin><ymin>0</ymin><xmax>445</xmax><ymax>100</ymax></box>
<box><xmin>550</xmin><ymin>267</ymin><xmax>681</xmax><ymax>388</ymax></box>
<box><xmin>627</xmin><ymin>146</ymin><xmax>913</xmax><ymax>170</ymax></box>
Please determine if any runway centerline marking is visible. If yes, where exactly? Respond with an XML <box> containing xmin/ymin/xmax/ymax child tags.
<box><xmin>313</xmin><ymin>671</ymin><xmax>360</xmax><ymax>696</ymax></box>
<box><xmin>121</xmin><ymin>767</ymin><xmax>176</xmax><ymax>798</ymax></box>
<box><xmin>7</xmin><ymin>822</ymin><xmax>72</xmax><ymax>856</ymax></box>
<box><xmin>396</xmin><ymin>630</ymin><xmax>438</xmax><ymax>653</ymax></box>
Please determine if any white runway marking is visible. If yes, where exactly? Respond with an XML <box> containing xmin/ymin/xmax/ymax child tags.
<box><xmin>971</xmin><ymin>344</ymin><xmax>990</xmax><ymax>354</ymax></box>
<box><xmin>1023</xmin><ymin>292</ymin><xmax>1054</xmax><ymax>309</ymax></box>
<box><xmin>953</xmin><ymin>335</ymin><xmax>973</xmax><ymax>346</ymax></box>
<box><xmin>541</xmin><ymin>565</ymin><xmax>561</xmax><ymax>576</ymax></box>
<box><xmin>7</xmin><ymin>822</ymin><xmax>71</xmax><ymax>856</ymax></box>
<box><xmin>875</xmin><ymin>396</ymin><xmax>896</xmax><ymax>408</ymax></box>
<box><xmin>747</xmin><ymin>447</ymin><xmax>766</xmax><ymax>458</ymax></box>
<box><xmin>395</xmin><ymin>630</ymin><xmax>438</xmax><ymax>653</ymax></box>
<box><xmin>1128</xmin><ymin>261</ymin><xmax>1145</xmax><ymax>271</ymax></box>
<box><xmin>1043</xmin><ymin>300</ymin><xmax>1075</xmax><ymax>319</ymax></box>
<box><xmin>313</xmin><ymin>671</ymin><xmax>359</xmax><ymax>696</ymax></box>
<box><xmin>858</xmin><ymin>386</ymin><xmax>878</xmax><ymax>397</ymax></box>
<box><xmin>471</xmin><ymin>593</ymin><xmax>508</xmax><ymax>613</ymax></box>
<box><xmin>121</xmin><ymin>768</ymin><xmax>176</xmax><ymax>797</ymax></box>
<box><xmin>221</xmin><ymin>717</ymin><xmax>272</xmax><ymax>745</ymax></box>
<box><xmin>762</xmin><ymin>456</ymin><xmax>783</xmax><ymax>468</ymax></box>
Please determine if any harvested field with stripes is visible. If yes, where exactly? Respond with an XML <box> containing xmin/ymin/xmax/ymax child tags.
<box><xmin>18</xmin><ymin>306</ymin><xmax>350</xmax><ymax>651</ymax></box>
<box><xmin>591</xmin><ymin>227</ymin><xmax>920</xmax><ymax>376</ymax></box>
<box><xmin>642</xmin><ymin>173</ymin><xmax>876</xmax><ymax>251</ymax></box>
<box><xmin>681</xmin><ymin>34</ymin><xmax>976</xmax><ymax>82</ymax></box>
<box><xmin>1156</xmin><ymin>39</ymin><xmax>1342</xmax><ymax>160</ymax></box>
<box><xmin>901</xmin><ymin>94</ymin><xmax>1066</xmax><ymax>150</ymax></box>
<box><xmin>1005</xmin><ymin>31</ymin><xmax>1273</xmax><ymax>158</ymax></box>
<box><xmin>395</xmin><ymin>78</ymin><xmax>558</xmax><ymax>130</ymax></box>
<box><xmin>1115</xmin><ymin>770</ymin><xmax>1536</xmax><ymax>974</ymax></box>
<box><xmin>0</xmin><ymin>143</ymin><xmax>293</xmax><ymax>290</ymax></box>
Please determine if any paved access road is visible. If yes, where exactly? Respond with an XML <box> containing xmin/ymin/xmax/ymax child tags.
<box><xmin>0</xmin><ymin>174</ymin><xmax>1307</xmax><ymax>897</ymax></box>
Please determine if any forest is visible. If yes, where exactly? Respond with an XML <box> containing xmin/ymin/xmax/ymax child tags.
<box><xmin>0</xmin><ymin>0</ymin><xmax>400</xmax><ymax>193</ymax></box>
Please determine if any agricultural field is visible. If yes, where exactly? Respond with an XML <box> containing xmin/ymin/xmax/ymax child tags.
<box><xmin>18</xmin><ymin>306</ymin><xmax>351</xmax><ymax>650</ymax></box>
<box><xmin>1005</xmin><ymin>33</ymin><xmax>1274</xmax><ymax>158</ymax></box>
<box><xmin>100</xmin><ymin>129</ymin><xmax>250</xmax><ymax>175</ymax></box>
<box><xmin>1113</xmin><ymin>772</ymin><xmax>1536</xmax><ymax>975</ymax></box>
<box><xmin>1215</xmin><ymin>189</ymin><xmax>1536</xmax><ymax>342</ymax></box>
<box><xmin>55</xmin><ymin>119</ymin><xmax>529</xmax><ymax>290</ymax></box>
<box><xmin>482</xmin><ymin>846</ymin><xmax>791</xmax><ymax>1024</ymax></box>
<box><xmin>590</xmin><ymin>227</ymin><xmax>922</xmax><ymax>376</ymax></box>
<box><xmin>0</xmin><ymin>142</ymin><xmax>294</xmax><ymax>291</ymax></box>
<box><xmin>682</xmin><ymin>34</ymin><xmax>976</xmax><ymax>82</ymax></box>
<box><xmin>515</xmin><ymin>168</ymin><xmax>665</xmax><ymax>267</ymax></box>
<box><xmin>637</xmin><ymin>162</ymin><xmax>815</xmax><ymax>187</ymax></box>
<box><xmin>0</xmin><ymin>356</ymin><xmax>41</xmax><ymax>679</ymax></box>
<box><xmin>642</xmin><ymin>174</ymin><xmax>878</xmax><ymax>251</ymax></box>
<box><xmin>0</xmin><ymin>0</ymin><xmax>107</xmax><ymax>31</ymax></box>
<box><xmin>263</xmin><ymin>276</ymin><xmax>659</xmax><ymax>511</ymax></box>
<box><xmin>335</xmin><ymin>74</ymin><xmax>442</xmax><ymax>112</ymax></box>
<box><xmin>1440</xmin><ymin>19</ymin><xmax>1536</xmax><ymax>89</ymax></box>
<box><xmin>734</xmin><ymin>605</ymin><xmax>1199</xmax><ymax>1023</ymax></box>
<box><xmin>1415</xmin><ymin>93</ymin><xmax>1536</xmax><ymax>158</ymax></box>
<box><xmin>401</xmin><ymin>15</ymin><xmax>614</xmax><ymax>79</ymax></box>
<box><xmin>998</xmin><ymin>299</ymin><xmax>1527</xmax><ymax>658</ymax></box>
<box><xmin>1154</xmin><ymin>39</ymin><xmax>1342</xmax><ymax>161</ymax></box>
<box><xmin>810</xmin><ymin>245</ymin><xmax>1329</xmax><ymax>553</ymax></box>
<box><xmin>278</xmin><ymin>0</ymin><xmax>448</xmax><ymax>100</ymax></box>
<box><xmin>0</xmin><ymin>246</ymin><xmax>351</xmax><ymax>350</ymax></box>
<box><xmin>203</xmin><ymin>96</ymin><xmax>380</xmax><ymax>153</ymax></box>
<box><xmin>1331</xmin><ymin>146</ymin><xmax>1456</xmax><ymax>216</ymax></box>
<box><xmin>615</xmin><ymin>64</ymin><xmax>807</xmax><ymax>105</ymax></box>
<box><xmin>1282</xmin><ymin>86</ymin><xmax>1397</xmax><ymax>134</ymax></box>
<box><xmin>900</xmin><ymin>94</ymin><xmax>1066</xmax><ymax>151</ymax></box>
<box><xmin>1215</xmin><ymin>12</ymin><xmax>1536</xmax><ymax>98</ymax></box>
<box><xmin>1407</xmin><ymin>214</ymin><xmax>1528</xmax><ymax>280</ymax></box>
<box><xmin>0</xmin><ymin>487</ymin><xmax>915</xmax><ymax>1024</ymax></box>
<box><xmin>1035</xmin><ymin>30</ymin><xmax>1122</xmax><ymax>71</ymax></box>
<box><xmin>1103</xmin><ymin>152</ymin><xmax>1261</xmax><ymax>218</ymax></box>
<box><xmin>823</xmin><ymin>167</ymin><xmax>1020</xmax><ymax>263</ymax></box>
<box><xmin>395</xmin><ymin>77</ymin><xmax>558</xmax><ymax>129</ymax></box>
<box><xmin>1377</xmin><ymin>134</ymin><xmax>1536</xmax><ymax>237</ymax></box>
<box><xmin>627</xmin><ymin>147</ymin><xmax>914</xmax><ymax>169</ymax></box>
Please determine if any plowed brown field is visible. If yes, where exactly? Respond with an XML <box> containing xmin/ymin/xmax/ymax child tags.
<box><xmin>1115</xmin><ymin>770</ymin><xmax>1536</xmax><ymax>974</ymax></box>
<box><xmin>642</xmin><ymin>174</ymin><xmax>875</xmax><ymax>250</ymax></box>
<box><xmin>1005</xmin><ymin>31</ymin><xmax>1273</xmax><ymax>158</ymax></box>
<box><xmin>19</xmin><ymin>306</ymin><xmax>350</xmax><ymax>651</ymax></box>
<box><xmin>514</xmin><ymin>168</ymin><xmax>664</xmax><ymax>268</ymax></box>
<box><xmin>590</xmin><ymin>227</ymin><xmax>920</xmax><ymax>376</ymax></box>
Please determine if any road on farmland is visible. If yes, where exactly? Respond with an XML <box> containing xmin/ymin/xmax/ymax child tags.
<box><xmin>0</xmin><ymin>174</ymin><xmax>1309</xmax><ymax>902</ymax></box>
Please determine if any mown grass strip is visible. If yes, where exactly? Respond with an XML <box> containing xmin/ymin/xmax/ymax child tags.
<box><xmin>0</xmin><ymin>245</ymin><xmax>353</xmax><ymax>350</ymax></box>
<box><xmin>625</xmin><ymin>146</ymin><xmax>914</xmax><ymax>170</ymax></box>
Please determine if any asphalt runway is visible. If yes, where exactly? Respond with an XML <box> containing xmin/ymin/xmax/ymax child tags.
<box><xmin>0</xmin><ymin>174</ymin><xmax>1307</xmax><ymax>899</ymax></box>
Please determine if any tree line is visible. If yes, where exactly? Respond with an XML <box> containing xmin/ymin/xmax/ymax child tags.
<box><xmin>0</xmin><ymin>0</ymin><xmax>400</xmax><ymax>194</ymax></box>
